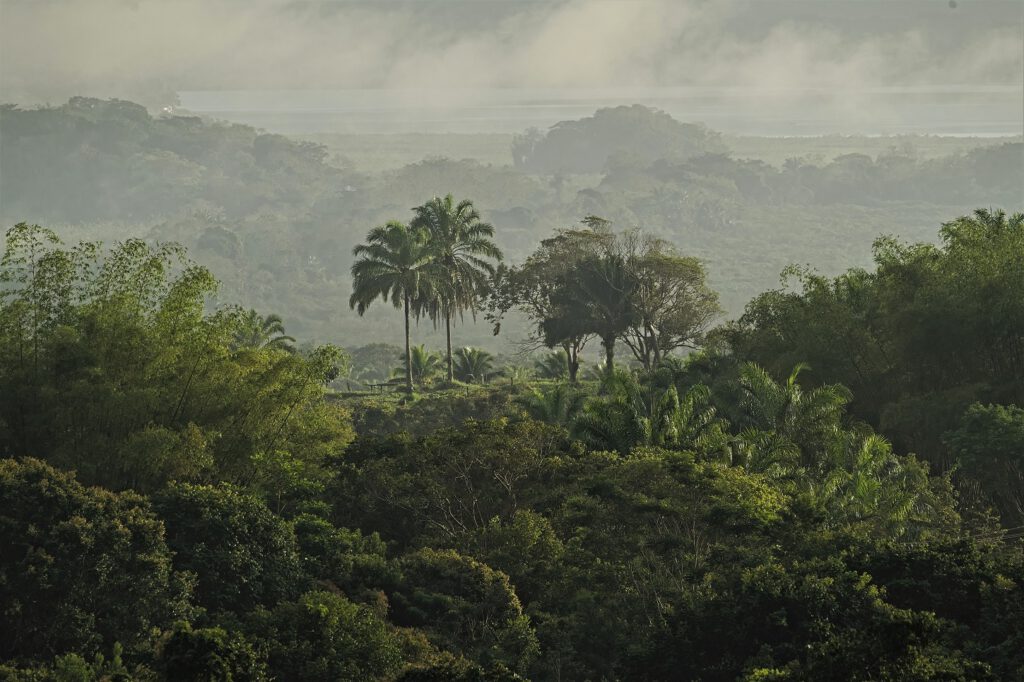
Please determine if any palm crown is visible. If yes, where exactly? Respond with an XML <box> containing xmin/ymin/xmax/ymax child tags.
<box><xmin>411</xmin><ymin>194</ymin><xmax>503</xmax><ymax>381</ymax></box>
<box><xmin>349</xmin><ymin>220</ymin><xmax>433</xmax><ymax>392</ymax></box>
<box><xmin>349</xmin><ymin>221</ymin><xmax>432</xmax><ymax>314</ymax></box>
<box><xmin>232</xmin><ymin>309</ymin><xmax>296</xmax><ymax>352</ymax></box>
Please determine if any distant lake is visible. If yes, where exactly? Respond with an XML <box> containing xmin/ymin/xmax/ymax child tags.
<box><xmin>178</xmin><ymin>86</ymin><xmax>1023</xmax><ymax>137</ymax></box>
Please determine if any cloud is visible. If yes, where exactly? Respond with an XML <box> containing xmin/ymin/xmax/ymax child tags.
<box><xmin>0</xmin><ymin>0</ymin><xmax>1020</xmax><ymax>111</ymax></box>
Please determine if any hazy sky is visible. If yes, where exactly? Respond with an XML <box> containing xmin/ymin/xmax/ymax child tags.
<box><xmin>1</xmin><ymin>0</ymin><xmax>1021</xmax><ymax>110</ymax></box>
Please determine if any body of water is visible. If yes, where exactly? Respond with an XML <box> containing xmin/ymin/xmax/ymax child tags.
<box><xmin>177</xmin><ymin>86</ymin><xmax>1024</xmax><ymax>137</ymax></box>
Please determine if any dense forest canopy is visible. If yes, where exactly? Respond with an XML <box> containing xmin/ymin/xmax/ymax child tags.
<box><xmin>1</xmin><ymin>201</ymin><xmax>1023</xmax><ymax>679</ymax></box>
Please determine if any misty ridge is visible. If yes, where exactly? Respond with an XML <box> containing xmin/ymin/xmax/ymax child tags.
<box><xmin>1</xmin><ymin>96</ymin><xmax>1020</xmax><ymax>352</ymax></box>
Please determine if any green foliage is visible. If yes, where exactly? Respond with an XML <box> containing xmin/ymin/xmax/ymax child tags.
<box><xmin>341</xmin><ymin>386</ymin><xmax>520</xmax><ymax>438</ymax></box>
<box><xmin>152</xmin><ymin>483</ymin><xmax>304</xmax><ymax>615</ymax></box>
<box><xmin>350</xmin><ymin>220</ymin><xmax>434</xmax><ymax>393</ymax></box>
<box><xmin>0</xmin><ymin>458</ymin><xmax>191</xmax><ymax>664</ymax></box>
<box><xmin>516</xmin><ymin>382</ymin><xmax>585</xmax><ymax>425</ymax></box>
<box><xmin>231</xmin><ymin>309</ymin><xmax>295</xmax><ymax>352</ymax></box>
<box><xmin>392</xmin><ymin>549</ymin><xmax>539</xmax><ymax>675</ymax></box>
<box><xmin>333</xmin><ymin>419</ymin><xmax>565</xmax><ymax>548</ymax></box>
<box><xmin>453</xmin><ymin>347</ymin><xmax>496</xmax><ymax>384</ymax></box>
<box><xmin>727</xmin><ymin>209</ymin><xmax>1024</xmax><ymax>503</ymax></box>
<box><xmin>347</xmin><ymin>342</ymin><xmax>404</xmax><ymax>383</ymax></box>
<box><xmin>494</xmin><ymin>219</ymin><xmax>718</xmax><ymax>377</ymax></box>
<box><xmin>816</xmin><ymin>432</ymin><xmax>956</xmax><ymax>538</ymax></box>
<box><xmin>463</xmin><ymin>511</ymin><xmax>565</xmax><ymax>606</ymax></box>
<box><xmin>638</xmin><ymin>553</ymin><xmax>995</xmax><ymax>681</ymax></box>
<box><xmin>543</xmin><ymin>251</ymin><xmax>636</xmax><ymax>374</ymax></box>
<box><xmin>530</xmin><ymin>449</ymin><xmax>789</xmax><ymax>679</ymax></box>
<box><xmin>393</xmin><ymin>345</ymin><xmax>444</xmax><ymax>388</ymax></box>
<box><xmin>3</xmin><ymin>99</ymin><xmax>1019</xmax><ymax>349</ymax></box>
<box><xmin>396</xmin><ymin>653</ymin><xmax>524</xmax><ymax>682</ymax></box>
<box><xmin>155</xmin><ymin>622</ymin><xmax>267</xmax><ymax>681</ymax></box>
<box><xmin>292</xmin><ymin>513</ymin><xmax>395</xmax><ymax>598</ymax></box>
<box><xmin>2</xmin><ymin>191</ymin><xmax>1023</xmax><ymax>682</ymax></box>
<box><xmin>573</xmin><ymin>370</ymin><xmax>729</xmax><ymax>457</ymax></box>
<box><xmin>532</xmin><ymin>350</ymin><xmax>571</xmax><ymax>380</ymax></box>
<box><xmin>0</xmin><ymin>644</ymin><xmax>140</xmax><ymax>682</ymax></box>
<box><xmin>738</xmin><ymin>362</ymin><xmax>852</xmax><ymax>470</ymax></box>
<box><xmin>250</xmin><ymin>590</ymin><xmax>404</xmax><ymax>682</ymax></box>
<box><xmin>0</xmin><ymin>224</ymin><xmax>353</xmax><ymax>493</ymax></box>
<box><xmin>617</xmin><ymin>231</ymin><xmax>721</xmax><ymax>368</ymax></box>
<box><xmin>945</xmin><ymin>403</ymin><xmax>1024</xmax><ymax>525</ymax></box>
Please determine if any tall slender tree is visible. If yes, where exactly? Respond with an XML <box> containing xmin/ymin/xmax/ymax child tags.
<box><xmin>349</xmin><ymin>221</ymin><xmax>432</xmax><ymax>393</ymax></box>
<box><xmin>411</xmin><ymin>194</ymin><xmax>503</xmax><ymax>383</ymax></box>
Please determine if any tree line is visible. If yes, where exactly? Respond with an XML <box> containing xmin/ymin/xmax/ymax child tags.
<box><xmin>352</xmin><ymin>201</ymin><xmax>720</xmax><ymax>390</ymax></box>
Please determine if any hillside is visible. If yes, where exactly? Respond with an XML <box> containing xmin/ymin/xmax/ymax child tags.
<box><xmin>1</xmin><ymin>99</ymin><xmax>1019</xmax><ymax>353</ymax></box>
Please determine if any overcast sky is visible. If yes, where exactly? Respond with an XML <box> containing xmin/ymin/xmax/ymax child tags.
<box><xmin>1</xmin><ymin>0</ymin><xmax>1021</xmax><ymax>114</ymax></box>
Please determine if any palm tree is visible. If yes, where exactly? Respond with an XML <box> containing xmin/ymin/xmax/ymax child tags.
<box><xmin>517</xmin><ymin>382</ymin><xmax>586</xmax><ymax>425</ymax></box>
<box><xmin>504</xmin><ymin>364</ymin><xmax>534</xmax><ymax>387</ymax></box>
<box><xmin>739</xmin><ymin>362</ymin><xmax>851</xmax><ymax>469</ymax></box>
<box><xmin>453</xmin><ymin>347</ymin><xmax>495</xmax><ymax>384</ymax></box>
<box><xmin>534</xmin><ymin>349</ymin><xmax>571</xmax><ymax>380</ymax></box>
<box><xmin>349</xmin><ymin>221</ymin><xmax>432</xmax><ymax>393</ymax></box>
<box><xmin>411</xmin><ymin>194</ymin><xmax>503</xmax><ymax>382</ymax></box>
<box><xmin>573</xmin><ymin>370</ymin><xmax>727</xmax><ymax>456</ymax></box>
<box><xmin>732</xmin><ymin>427</ymin><xmax>801</xmax><ymax>477</ymax></box>
<box><xmin>817</xmin><ymin>431</ymin><xmax>924</xmax><ymax>535</ymax></box>
<box><xmin>392</xmin><ymin>344</ymin><xmax>443</xmax><ymax>387</ymax></box>
<box><xmin>232</xmin><ymin>309</ymin><xmax>296</xmax><ymax>352</ymax></box>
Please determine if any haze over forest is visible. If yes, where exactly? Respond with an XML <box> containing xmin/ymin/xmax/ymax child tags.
<box><xmin>2</xmin><ymin>4</ymin><xmax>1024</xmax><ymax>678</ymax></box>
<box><xmin>2</xmin><ymin>0</ymin><xmax>1022</xmax><ymax>357</ymax></box>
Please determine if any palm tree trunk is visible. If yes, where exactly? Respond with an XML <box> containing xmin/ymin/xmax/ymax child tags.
<box><xmin>445</xmin><ymin>310</ymin><xmax>454</xmax><ymax>383</ymax></box>
<box><xmin>404</xmin><ymin>294</ymin><xmax>413</xmax><ymax>393</ymax></box>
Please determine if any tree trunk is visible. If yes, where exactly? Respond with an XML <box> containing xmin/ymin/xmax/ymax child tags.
<box><xmin>604</xmin><ymin>335</ymin><xmax>615</xmax><ymax>375</ymax></box>
<box><xmin>404</xmin><ymin>294</ymin><xmax>414</xmax><ymax>393</ymax></box>
<box><xmin>564</xmin><ymin>341</ymin><xmax>579</xmax><ymax>383</ymax></box>
<box><xmin>650</xmin><ymin>326</ymin><xmax>662</xmax><ymax>367</ymax></box>
<box><xmin>445</xmin><ymin>310</ymin><xmax>454</xmax><ymax>383</ymax></box>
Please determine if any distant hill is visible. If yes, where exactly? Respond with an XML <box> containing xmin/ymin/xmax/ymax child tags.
<box><xmin>0</xmin><ymin>97</ymin><xmax>354</xmax><ymax>224</ymax></box>
<box><xmin>512</xmin><ymin>104</ymin><xmax>727</xmax><ymax>174</ymax></box>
